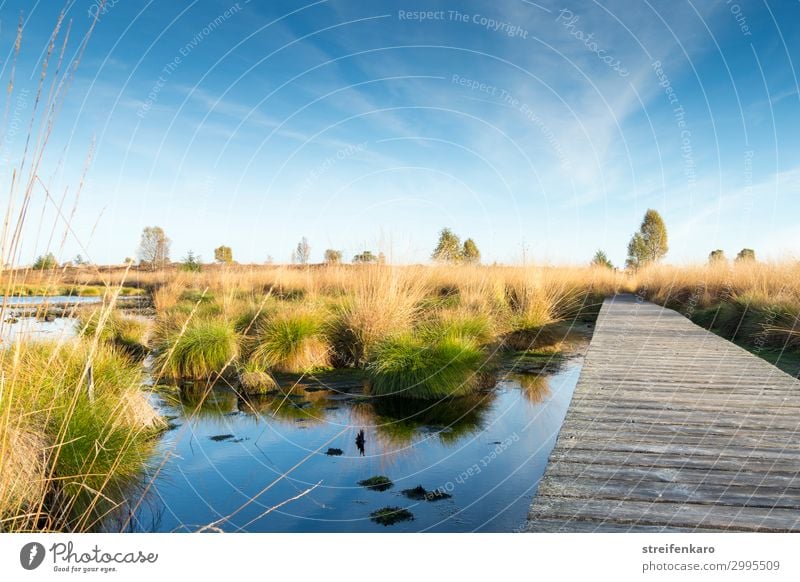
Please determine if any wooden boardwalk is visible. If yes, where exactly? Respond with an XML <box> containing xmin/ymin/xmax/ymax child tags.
<box><xmin>527</xmin><ymin>294</ymin><xmax>800</xmax><ymax>532</ymax></box>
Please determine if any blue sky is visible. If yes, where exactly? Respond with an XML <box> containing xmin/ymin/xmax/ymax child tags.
<box><xmin>1</xmin><ymin>0</ymin><xmax>798</xmax><ymax>266</ymax></box>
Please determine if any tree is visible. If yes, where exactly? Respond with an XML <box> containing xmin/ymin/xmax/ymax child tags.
<box><xmin>32</xmin><ymin>253</ymin><xmax>58</xmax><ymax>270</ymax></box>
<box><xmin>625</xmin><ymin>209</ymin><xmax>668</xmax><ymax>269</ymax></box>
<box><xmin>123</xmin><ymin>257</ymin><xmax>135</xmax><ymax>265</ymax></box>
<box><xmin>293</xmin><ymin>237</ymin><xmax>310</xmax><ymax>265</ymax></box>
<box><xmin>137</xmin><ymin>226</ymin><xmax>171</xmax><ymax>270</ymax></box>
<box><xmin>591</xmin><ymin>250</ymin><xmax>614</xmax><ymax>269</ymax></box>
<box><xmin>73</xmin><ymin>254</ymin><xmax>89</xmax><ymax>266</ymax></box>
<box><xmin>180</xmin><ymin>250</ymin><xmax>202</xmax><ymax>272</ymax></box>
<box><xmin>708</xmin><ymin>249</ymin><xmax>726</xmax><ymax>264</ymax></box>
<box><xmin>324</xmin><ymin>249</ymin><xmax>342</xmax><ymax>265</ymax></box>
<box><xmin>736</xmin><ymin>248</ymin><xmax>756</xmax><ymax>262</ymax></box>
<box><xmin>432</xmin><ymin>228</ymin><xmax>462</xmax><ymax>263</ymax></box>
<box><xmin>352</xmin><ymin>250</ymin><xmax>378</xmax><ymax>263</ymax></box>
<box><xmin>214</xmin><ymin>245</ymin><xmax>233</xmax><ymax>264</ymax></box>
<box><xmin>462</xmin><ymin>238</ymin><xmax>481</xmax><ymax>264</ymax></box>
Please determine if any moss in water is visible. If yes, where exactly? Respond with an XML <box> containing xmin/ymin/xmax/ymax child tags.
<box><xmin>357</xmin><ymin>476</ymin><xmax>394</xmax><ymax>492</ymax></box>
<box><xmin>370</xmin><ymin>506</ymin><xmax>414</xmax><ymax>526</ymax></box>
<box><xmin>401</xmin><ymin>485</ymin><xmax>452</xmax><ymax>501</ymax></box>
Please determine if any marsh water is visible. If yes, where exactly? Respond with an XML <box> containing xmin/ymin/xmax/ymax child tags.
<box><xmin>2</xmin><ymin>298</ymin><xmax>588</xmax><ymax>532</ymax></box>
<box><xmin>132</xmin><ymin>353</ymin><xmax>585</xmax><ymax>533</ymax></box>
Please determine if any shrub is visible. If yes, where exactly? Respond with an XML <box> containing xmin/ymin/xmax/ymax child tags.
<box><xmin>367</xmin><ymin>334</ymin><xmax>485</xmax><ymax>399</ymax></box>
<box><xmin>32</xmin><ymin>253</ymin><xmax>59</xmax><ymax>270</ymax></box>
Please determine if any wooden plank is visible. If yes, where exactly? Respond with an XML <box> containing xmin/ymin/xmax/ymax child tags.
<box><xmin>535</xmin><ymin>479</ymin><xmax>800</xmax><ymax>509</ymax></box>
<box><xmin>545</xmin><ymin>462</ymin><xmax>800</xmax><ymax>488</ymax></box>
<box><xmin>527</xmin><ymin>294</ymin><xmax>800</xmax><ymax>532</ymax></box>
<box><xmin>529</xmin><ymin>498</ymin><xmax>800</xmax><ymax>531</ymax></box>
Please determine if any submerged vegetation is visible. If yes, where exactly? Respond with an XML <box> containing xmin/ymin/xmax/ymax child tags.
<box><xmin>358</xmin><ymin>476</ymin><xmax>394</xmax><ymax>492</ymax></box>
<box><xmin>369</xmin><ymin>506</ymin><xmax>414</xmax><ymax>526</ymax></box>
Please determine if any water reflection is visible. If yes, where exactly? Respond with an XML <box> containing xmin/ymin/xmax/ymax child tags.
<box><xmin>135</xmin><ymin>353</ymin><xmax>586</xmax><ymax>532</ymax></box>
<box><xmin>352</xmin><ymin>393</ymin><xmax>493</xmax><ymax>447</ymax></box>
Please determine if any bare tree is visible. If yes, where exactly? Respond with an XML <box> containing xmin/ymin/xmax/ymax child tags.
<box><xmin>137</xmin><ymin>226</ymin><xmax>171</xmax><ymax>270</ymax></box>
<box><xmin>294</xmin><ymin>237</ymin><xmax>310</xmax><ymax>265</ymax></box>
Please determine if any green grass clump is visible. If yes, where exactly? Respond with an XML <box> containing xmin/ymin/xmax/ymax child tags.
<box><xmin>419</xmin><ymin>310</ymin><xmax>494</xmax><ymax>345</ymax></box>
<box><xmin>236</xmin><ymin>360</ymin><xmax>278</xmax><ymax>394</ymax></box>
<box><xmin>367</xmin><ymin>334</ymin><xmax>486</xmax><ymax>399</ymax></box>
<box><xmin>250</xmin><ymin>309</ymin><xmax>331</xmax><ymax>373</ymax></box>
<box><xmin>180</xmin><ymin>289</ymin><xmax>215</xmax><ymax>304</ymax></box>
<box><xmin>0</xmin><ymin>340</ymin><xmax>161</xmax><ymax>529</ymax></box>
<box><xmin>76</xmin><ymin>309</ymin><xmax>149</xmax><ymax>358</ymax></box>
<box><xmin>155</xmin><ymin>318</ymin><xmax>239</xmax><ymax>380</ymax></box>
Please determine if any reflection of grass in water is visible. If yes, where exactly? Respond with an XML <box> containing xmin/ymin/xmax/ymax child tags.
<box><xmin>352</xmin><ymin>393</ymin><xmax>492</xmax><ymax>446</ymax></box>
<box><xmin>238</xmin><ymin>385</ymin><xmax>331</xmax><ymax>426</ymax></box>
<box><xmin>509</xmin><ymin>374</ymin><xmax>552</xmax><ymax>404</ymax></box>
<box><xmin>160</xmin><ymin>385</ymin><xmax>238</xmax><ymax>420</ymax></box>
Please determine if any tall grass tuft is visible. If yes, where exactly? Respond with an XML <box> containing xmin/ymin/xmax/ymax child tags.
<box><xmin>367</xmin><ymin>333</ymin><xmax>486</xmax><ymax>399</ymax></box>
<box><xmin>154</xmin><ymin>318</ymin><xmax>239</xmax><ymax>380</ymax></box>
<box><xmin>0</xmin><ymin>341</ymin><xmax>162</xmax><ymax>530</ymax></box>
<box><xmin>250</xmin><ymin>308</ymin><xmax>330</xmax><ymax>373</ymax></box>
<box><xmin>76</xmin><ymin>308</ymin><xmax>150</xmax><ymax>358</ymax></box>
<box><xmin>329</xmin><ymin>265</ymin><xmax>425</xmax><ymax>366</ymax></box>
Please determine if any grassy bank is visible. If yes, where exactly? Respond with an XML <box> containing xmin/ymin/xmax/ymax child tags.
<box><xmin>123</xmin><ymin>264</ymin><xmax>619</xmax><ymax>398</ymax></box>
<box><xmin>0</xmin><ymin>339</ymin><xmax>163</xmax><ymax>531</ymax></box>
<box><xmin>636</xmin><ymin>262</ymin><xmax>800</xmax><ymax>376</ymax></box>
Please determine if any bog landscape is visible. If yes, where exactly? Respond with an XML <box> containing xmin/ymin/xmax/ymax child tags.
<box><xmin>1</xmin><ymin>2</ymin><xmax>798</xmax><ymax>534</ymax></box>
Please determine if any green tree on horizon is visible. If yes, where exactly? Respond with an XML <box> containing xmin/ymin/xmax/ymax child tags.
<box><xmin>591</xmin><ymin>250</ymin><xmax>614</xmax><ymax>269</ymax></box>
<box><xmin>214</xmin><ymin>245</ymin><xmax>234</xmax><ymax>264</ymax></box>
<box><xmin>32</xmin><ymin>253</ymin><xmax>58</xmax><ymax>270</ymax></box>
<box><xmin>736</xmin><ymin>248</ymin><xmax>756</xmax><ymax>262</ymax></box>
<box><xmin>324</xmin><ymin>249</ymin><xmax>343</xmax><ymax>265</ymax></box>
<box><xmin>180</xmin><ymin>250</ymin><xmax>202</xmax><ymax>272</ymax></box>
<box><xmin>709</xmin><ymin>249</ymin><xmax>726</xmax><ymax>263</ymax></box>
<box><xmin>462</xmin><ymin>238</ymin><xmax>481</xmax><ymax>264</ymax></box>
<box><xmin>353</xmin><ymin>250</ymin><xmax>378</xmax><ymax>264</ymax></box>
<box><xmin>432</xmin><ymin>228</ymin><xmax>463</xmax><ymax>263</ymax></box>
<box><xmin>626</xmin><ymin>209</ymin><xmax>668</xmax><ymax>270</ymax></box>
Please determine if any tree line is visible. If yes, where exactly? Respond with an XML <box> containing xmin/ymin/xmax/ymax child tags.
<box><xmin>28</xmin><ymin>219</ymin><xmax>759</xmax><ymax>271</ymax></box>
<box><xmin>590</xmin><ymin>209</ymin><xmax>758</xmax><ymax>270</ymax></box>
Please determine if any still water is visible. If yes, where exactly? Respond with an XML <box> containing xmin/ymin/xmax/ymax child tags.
<box><xmin>133</xmin><ymin>355</ymin><xmax>584</xmax><ymax>533</ymax></box>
